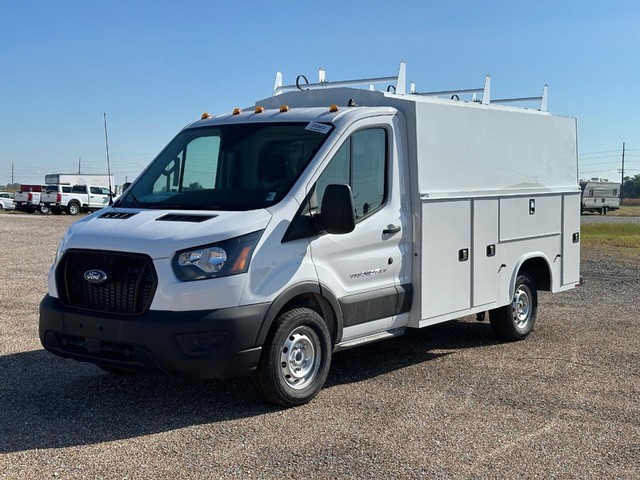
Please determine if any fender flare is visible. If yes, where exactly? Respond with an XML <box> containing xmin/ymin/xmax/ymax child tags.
<box><xmin>254</xmin><ymin>281</ymin><xmax>344</xmax><ymax>347</ymax></box>
<box><xmin>511</xmin><ymin>252</ymin><xmax>555</xmax><ymax>294</ymax></box>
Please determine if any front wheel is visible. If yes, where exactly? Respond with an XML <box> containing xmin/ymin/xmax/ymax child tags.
<box><xmin>256</xmin><ymin>308</ymin><xmax>332</xmax><ymax>407</ymax></box>
<box><xmin>490</xmin><ymin>273</ymin><xmax>537</xmax><ymax>341</ymax></box>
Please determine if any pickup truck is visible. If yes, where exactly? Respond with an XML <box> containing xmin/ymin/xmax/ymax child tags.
<box><xmin>41</xmin><ymin>184</ymin><xmax>114</xmax><ymax>215</ymax></box>
<box><xmin>15</xmin><ymin>185</ymin><xmax>49</xmax><ymax>213</ymax></box>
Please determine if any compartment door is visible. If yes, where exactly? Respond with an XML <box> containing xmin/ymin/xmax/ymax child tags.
<box><xmin>562</xmin><ymin>193</ymin><xmax>581</xmax><ymax>286</ymax></box>
<box><xmin>473</xmin><ymin>199</ymin><xmax>499</xmax><ymax>307</ymax></box>
<box><xmin>421</xmin><ymin>200</ymin><xmax>471</xmax><ymax>319</ymax></box>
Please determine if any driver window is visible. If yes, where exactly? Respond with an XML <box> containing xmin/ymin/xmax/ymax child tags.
<box><xmin>315</xmin><ymin>128</ymin><xmax>387</xmax><ymax>221</ymax></box>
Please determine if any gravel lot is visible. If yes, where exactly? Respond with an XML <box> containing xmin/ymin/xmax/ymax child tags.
<box><xmin>1</xmin><ymin>212</ymin><xmax>639</xmax><ymax>479</ymax></box>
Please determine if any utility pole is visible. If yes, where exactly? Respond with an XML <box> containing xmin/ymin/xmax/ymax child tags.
<box><xmin>620</xmin><ymin>142</ymin><xmax>625</xmax><ymax>205</ymax></box>
<box><xmin>78</xmin><ymin>157</ymin><xmax>81</xmax><ymax>174</ymax></box>
<box><xmin>11</xmin><ymin>162</ymin><xmax>14</xmax><ymax>186</ymax></box>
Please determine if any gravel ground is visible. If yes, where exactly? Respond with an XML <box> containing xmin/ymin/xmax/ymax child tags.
<box><xmin>1</xmin><ymin>212</ymin><xmax>639</xmax><ymax>479</ymax></box>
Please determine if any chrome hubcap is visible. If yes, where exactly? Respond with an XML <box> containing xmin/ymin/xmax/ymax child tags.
<box><xmin>281</xmin><ymin>327</ymin><xmax>321</xmax><ymax>390</ymax></box>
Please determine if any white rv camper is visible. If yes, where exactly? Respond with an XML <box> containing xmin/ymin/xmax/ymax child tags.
<box><xmin>40</xmin><ymin>63</ymin><xmax>581</xmax><ymax>406</ymax></box>
<box><xmin>580</xmin><ymin>178</ymin><xmax>620</xmax><ymax>214</ymax></box>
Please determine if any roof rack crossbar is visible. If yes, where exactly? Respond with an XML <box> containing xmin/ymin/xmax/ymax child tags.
<box><xmin>274</xmin><ymin>61</ymin><xmax>406</xmax><ymax>96</ymax></box>
<box><xmin>411</xmin><ymin>75</ymin><xmax>491</xmax><ymax>105</ymax></box>
<box><xmin>490</xmin><ymin>85</ymin><xmax>548</xmax><ymax>111</ymax></box>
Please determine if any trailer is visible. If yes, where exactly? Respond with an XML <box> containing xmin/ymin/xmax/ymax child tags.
<box><xmin>40</xmin><ymin>62</ymin><xmax>581</xmax><ymax>406</ymax></box>
<box><xmin>580</xmin><ymin>178</ymin><xmax>620</xmax><ymax>214</ymax></box>
<box><xmin>44</xmin><ymin>173</ymin><xmax>114</xmax><ymax>188</ymax></box>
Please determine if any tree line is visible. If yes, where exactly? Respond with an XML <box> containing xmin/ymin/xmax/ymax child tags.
<box><xmin>622</xmin><ymin>174</ymin><xmax>640</xmax><ymax>199</ymax></box>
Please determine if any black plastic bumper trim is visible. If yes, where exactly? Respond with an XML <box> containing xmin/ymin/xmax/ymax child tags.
<box><xmin>39</xmin><ymin>295</ymin><xmax>268</xmax><ymax>379</ymax></box>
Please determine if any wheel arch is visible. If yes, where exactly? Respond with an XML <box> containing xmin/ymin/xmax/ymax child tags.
<box><xmin>513</xmin><ymin>253</ymin><xmax>553</xmax><ymax>293</ymax></box>
<box><xmin>255</xmin><ymin>282</ymin><xmax>343</xmax><ymax>348</ymax></box>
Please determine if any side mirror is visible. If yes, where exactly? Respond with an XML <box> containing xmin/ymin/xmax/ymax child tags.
<box><xmin>320</xmin><ymin>184</ymin><xmax>356</xmax><ymax>234</ymax></box>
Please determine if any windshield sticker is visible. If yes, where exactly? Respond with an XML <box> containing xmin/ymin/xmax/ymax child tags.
<box><xmin>266</xmin><ymin>192</ymin><xmax>276</xmax><ymax>202</ymax></box>
<box><xmin>305</xmin><ymin>122</ymin><xmax>332</xmax><ymax>135</ymax></box>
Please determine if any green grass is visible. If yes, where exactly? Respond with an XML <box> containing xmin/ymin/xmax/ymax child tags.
<box><xmin>610</xmin><ymin>203</ymin><xmax>640</xmax><ymax>216</ymax></box>
<box><xmin>581</xmin><ymin>223</ymin><xmax>640</xmax><ymax>252</ymax></box>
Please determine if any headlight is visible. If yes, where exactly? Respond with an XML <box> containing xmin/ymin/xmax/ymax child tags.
<box><xmin>172</xmin><ymin>230</ymin><xmax>263</xmax><ymax>281</ymax></box>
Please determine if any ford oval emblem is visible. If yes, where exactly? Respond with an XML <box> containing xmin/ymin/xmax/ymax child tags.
<box><xmin>84</xmin><ymin>269</ymin><xmax>108</xmax><ymax>284</ymax></box>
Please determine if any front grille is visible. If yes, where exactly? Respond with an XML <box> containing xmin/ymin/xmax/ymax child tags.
<box><xmin>57</xmin><ymin>250</ymin><xmax>157</xmax><ymax>315</ymax></box>
<box><xmin>59</xmin><ymin>334</ymin><xmax>134</xmax><ymax>362</ymax></box>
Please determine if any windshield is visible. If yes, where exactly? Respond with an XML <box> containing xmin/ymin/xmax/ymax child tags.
<box><xmin>117</xmin><ymin>122</ymin><xmax>333</xmax><ymax>211</ymax></box>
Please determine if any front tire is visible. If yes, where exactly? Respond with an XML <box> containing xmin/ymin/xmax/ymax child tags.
<box><xmin>256</xmin><ymin>308</ymin><xmax>332</xmax><ymax>407</ymax></box>
<box><xmin>490</xmin><ymin>273</ymin><xmax>537</xmax><ymax>341</ymax></box>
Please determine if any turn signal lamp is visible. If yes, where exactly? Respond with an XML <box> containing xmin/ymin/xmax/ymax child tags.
<box><xmin>201</xmin><ymin>112</ymin><xmax>212</xmax><ymax>119</ymax></box>
<box><xmin>329</xmin><ymin>104</ymin><xmax>339</xmax><ymax>112</ymax></box>
<box><xmin>232</xmin><ymin>108</ymin><xmax>242</xmax><ymax>115</ymax></box>
<box><xmin>279</xmin><ymin>105</ymin><xmax>290</xmax><ymax>112</ymax></box>
<box><xmin>255</xmin><ymin>106</ymin><xmax>265</xmax><ymax>113</ymax></box>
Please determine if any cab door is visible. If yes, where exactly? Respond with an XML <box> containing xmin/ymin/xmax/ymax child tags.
<box><xmin>307</xmin><ymin>116</ymin><xmax>410</xmax><ymax>339</ymax></box>
<box><xmin>88</xmin><ymin>186</ymin><xmax>111</xmax><ymax>209</ymax></box>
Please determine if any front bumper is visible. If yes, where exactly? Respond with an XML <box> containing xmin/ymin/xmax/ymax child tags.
<box><xmin>39</xmin><ymin>295</ymin><xmax>269</xmax><ymax>379</ymax></box>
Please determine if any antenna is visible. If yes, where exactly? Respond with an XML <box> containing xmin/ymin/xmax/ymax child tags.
<box><xmin>103</xmin><ymin>113</ymin><xmax>114</xmax><ymax>205</ymax></box>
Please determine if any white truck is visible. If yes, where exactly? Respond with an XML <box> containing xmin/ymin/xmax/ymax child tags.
<box><xmin>39</xmin><ymin>63</ymin><xmax>581</xmax><ymax>407</ymax></box>
<box><xmin>580</xmin><ymin>178</ymin><xmax>620</xmax><ymax>214</ymax></box>
<box><xmin>14</xmin><ymin>184</ymin><xmax>49</xmax><ymax>213</ymax></box>
<box><xmin>41</xmin><ymin>184</ymin><xmax>115</xmax><ymax>215</ymax></box>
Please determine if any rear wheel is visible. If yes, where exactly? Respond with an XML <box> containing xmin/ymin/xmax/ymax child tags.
<box><xmin>490</xmin><ymin>273</ymin><xmax>537</xmax><ymax>341</ymax></box>
<box><xmin>38</xmin><ymin>205</ymin><xmax>50</xmax><ymax>214</ymax></box>
<box><xmin>67</xmin><ymin>202</ymin><xmax>80</xmax><ymax>215</ymax></box>
<box><xmin>256</xmin><ymin>308</ymin><xmax>332</xmax><ymax>407</ymax></box>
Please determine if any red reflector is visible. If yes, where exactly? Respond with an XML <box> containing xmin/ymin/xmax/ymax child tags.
<box><xmin>57</xmin><ymin>193</ymin><xmax>62</xmax><ymax>202</ymax></box>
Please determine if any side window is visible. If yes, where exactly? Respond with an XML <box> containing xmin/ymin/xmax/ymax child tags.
<box><xmin>90</xmin><ymin>186</ymin><xmax>101</xmax><ymax>195</ymax></box>
<box><xmin>588</xmin><ymin>189</ymin><xmax>593</xmax><ymax>197</ymax></box>
<box><xmin>181</xmin><ymin>136</ymin><xmax>221</xmax><ymax>191</ymax></box>
<box><xmin>152</xmin><ymin>135</ymin><xmax>221</xmax><ymax>194</ymax></box>
<box><xmin>613</xmin><ymin>189</ymin><xmax>618</xmax><ymax>196</ymax></box>
<box><xmin>315</xmin><ymin>128</ymin><xmax>387</xmax><ymax>221</ymax></box>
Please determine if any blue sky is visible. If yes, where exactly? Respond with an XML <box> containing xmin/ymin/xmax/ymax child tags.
<box><xmin>1</xmin><ymin>0</ymin><xmax>639</xmax><ymax>186</ymax></box>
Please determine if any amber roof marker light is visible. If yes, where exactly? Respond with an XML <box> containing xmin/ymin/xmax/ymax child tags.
<box><xmin>201</xmin><ymin>112</ymin><xmax>212</xmax><ymax>119</ymax></box>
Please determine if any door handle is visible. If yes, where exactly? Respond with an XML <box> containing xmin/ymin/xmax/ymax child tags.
<box><xmin>383</xmin><ymin>225</ymin><xmax>401</xmax><ymax>235</ymax></box>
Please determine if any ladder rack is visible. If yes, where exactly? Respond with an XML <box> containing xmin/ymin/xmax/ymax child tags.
<box><xmin>273</xmin><ymin>62</ymin><xmax>549</xmax><ymax>111</ymax></box>
<box><xmin>273</xmin><ymin>61</ymin><xmax>407</xmax><ymax>96</ymax></box>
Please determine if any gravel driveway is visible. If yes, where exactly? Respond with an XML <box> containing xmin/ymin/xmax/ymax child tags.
<box><xmin>1</xmin><ymin>213</ymin><xmax>638</xmax><ymax>479</ymax></box>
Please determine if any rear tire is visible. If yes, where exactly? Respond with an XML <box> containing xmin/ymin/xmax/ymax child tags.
<box><xmin>67</xmin><ymin>202</ymin><xmax>80</xmax><ymax>215</ymax></box>
<box><xmin>256</xmin><ymin>308</ymin><xmax>332</xmax><ymax>407</ymax></box>
<box><xmin>490</xmin><ymin>273</ymin><xmax>537</xmax><ymax>341</ymax></box>
<box><xmin>39</xmin><ymin>205</ymin><xmax>50</xmax><ymax>214</ymax></box>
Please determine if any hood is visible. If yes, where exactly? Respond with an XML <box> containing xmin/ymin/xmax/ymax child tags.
<box><xmin>62</xmin><ymin>207</ymin><xmax>272</xmax><ymax>259</ymax></box>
